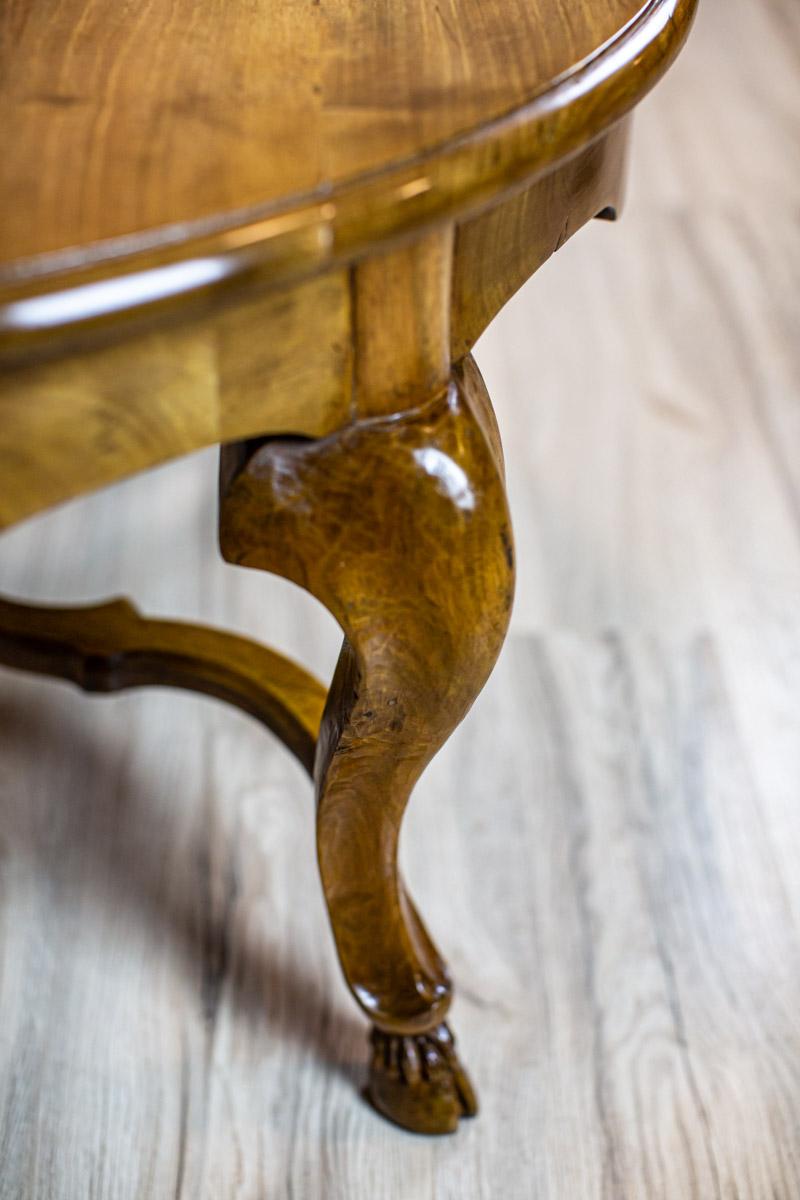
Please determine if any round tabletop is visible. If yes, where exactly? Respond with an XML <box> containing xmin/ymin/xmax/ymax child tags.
<box><xmin>1</xmin><ymin>0</ymin><xmax>696</xmax><ymax>307</ymax></box>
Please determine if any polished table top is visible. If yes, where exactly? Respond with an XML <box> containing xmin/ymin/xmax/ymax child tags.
<box><xmin>0</xmin><ymin>0</ymin><xmax>696</xmax><ymax>531</ymax></box>
<box><xmin>1</xmin><ymin>0</ymin><xmax>694</xmax><ymax>310</ymax></box>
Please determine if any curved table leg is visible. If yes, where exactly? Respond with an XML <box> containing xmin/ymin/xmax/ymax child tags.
<box><xmin>219</xmin><ymin>353</ymin><xmax>515</xmax><ymax>1133</ymax></box>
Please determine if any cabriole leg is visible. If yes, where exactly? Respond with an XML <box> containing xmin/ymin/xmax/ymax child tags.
<box><xmin>219</xmin><ymin>353</ymin><xmax>514</xmax><ymax>1133</ymax></box>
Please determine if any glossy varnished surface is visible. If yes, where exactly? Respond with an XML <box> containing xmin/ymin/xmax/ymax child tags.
<box><xmin>0</xmin><ymin>269</ymin><xmax>353</xmax><ymax>529</ymax></box>
<box><xmin>0</xmin><ymin>0</ymin><xmax>695</xmax><ymax>306</ymax></box>
<box><xmin>0</xmin><ymin>126</ymin><xmax>629</xmax><ymax>531</ymax></box>
<box><xmin>0</xmin><ymin>0</ymin><xmax>694</xmax><ymax>531</ymax></box>
<box><xmin>0</xmin><ymin>0</ymin><xmax>796</xmax><ymax>1183</ymax></box>
<box><xmin>0</xmin><ymin>595</ymin><xmax>326</xmax><ymax>773</ymax></box>
<box><xmin>451</xmin><ymin>122</ymin><xmax>629</xmax><ymax>357</ymax></box>
<box><xmin>219</xmin><ymin>356</ymin><xmax>514</xmax><ymax>1131</ymax></box>
<box><xmin>0</xmin><ymin>0</ymin><xmax>698</xmax><ymax>1146</ymax></box>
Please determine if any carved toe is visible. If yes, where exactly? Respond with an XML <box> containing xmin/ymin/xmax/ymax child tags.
<box><xmin>367</xmin><ymin>1023</ymin><xmax>478</xmax><ymax>1135</ymax></box>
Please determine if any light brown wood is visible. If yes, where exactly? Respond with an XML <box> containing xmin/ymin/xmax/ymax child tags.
<box><xmin>0</xmin><ymin>0</ymin><xmax>697</xmax><ymax>540</ymax></box>
<box><xmin>452</xmin><ymin>120</ymin><xmax>630</xmax><ymax>357</ymax></box>
<box><xmin>0</xmin><ymin>130</ymin><xmax>629</xmax><ymax>535</ymax></box>
<box><xmin>0</xmin><ymin>0</ymin><xmax>711</xmax><ymax>1159</ymax></box>
<box><xmin>0</xmin><ymin>0</ymin><xmax>797</xmax><ymax>1182</ymax></box>
<box><xmin>0</xmin><ymin>594</ymin><xmax>326</xmax><ymax>773</ymax></box>
<box><xmin>0</xmin><ymin>0</ymin><xmax>690</xmax><ymax>267</ymax></box>
<box><xmin>0</xmin><ymin>270</ymin><xmax>352</xmax><ymax>530</ymax></box>
<box><xmin>0</xmin><ymin>123</ymin><xmax>627</xmax><ymax>533</ymax></box>
<box><xmin>352</xmin><ymin>226</ymin><xmax>454</xmax><ymax>418</ymax></box>
<box><xmin>219</xmin><ymin>353</ymin><xmax>513</xmax><ymax>1132</ymax></box>
<box><xmin>0</xmin><ymin>0</ymin><xmax>696</xmax><ymax>352</ymax></box>
<box><xmin>0</xmin><ymin>136</ymin><xmax>623</xmax><ymax>530</ymax></box>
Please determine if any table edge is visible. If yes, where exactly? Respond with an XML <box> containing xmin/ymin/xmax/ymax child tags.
<box><xmin>0</xmin><ymin>0</ymin><xmax>697</xmax><ymax>359</ymax></box>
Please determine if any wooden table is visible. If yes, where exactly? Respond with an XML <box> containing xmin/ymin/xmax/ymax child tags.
<box><xmin>0</xmin><ymin>0</ymin><xmax>696</xmax><ymax>1134</ymax></box>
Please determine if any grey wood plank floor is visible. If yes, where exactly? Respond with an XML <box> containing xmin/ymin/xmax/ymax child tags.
<box><xmin>1</xmin><ymin>0</ymin><xmax>799</xmax><ymax>1194</ymax></box>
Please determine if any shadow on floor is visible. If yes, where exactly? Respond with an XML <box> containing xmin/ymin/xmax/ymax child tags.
<box><xmin>0</xmin><ymin>682</ymin><xmax>364</xmax><ymax>1090</ymax></box>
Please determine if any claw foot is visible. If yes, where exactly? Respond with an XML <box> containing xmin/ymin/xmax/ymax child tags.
<box><xmin>367</xmin><ymin>1023</ymin><xmax>478</xmax><ymax>1134</ymax></box>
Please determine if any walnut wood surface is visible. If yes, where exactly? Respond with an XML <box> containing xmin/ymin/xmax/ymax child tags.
<box><xmin>0</xmin><ymin>0</ymin><xmax>698</xmax><ymax>1142</ymax></box>
<box><xmin>0</xmin><ymin>595</ymin><xmax>326</xmax><ymax>773</ymax></box>
<box><xmin>219</xmin><ymin>354</ymin><xmax>514</xmax><ymax>1131</ymax></box>
<box><xmin>353</xmin><ymin>227</ymin><xmax>453</xmax><ymax>418</ymax></box>
<box><xmin>1</xmin><ymin>0</ymin><xmax>795</xmax><ymax>1179</ymax></box>
<box><xmin>0</xmin><ymin>0</ymin><xmax>696</xmax><ymax>537</ymax></box>
<box><xmin>0</xmin><ymin>126</ymin><xmax>627</xmax><ymax>532</ymax></box>
<box><xmin>452</xmin><ymin>120</ymin><xmax>630</xmax><ymax>357</ymax></box>
<box><xmin>0</xmin><ymin>0</ymin><xmax>646</xmax><ymax>269</ymax></box>
<box><xmin>0</xmin><ymin>270</ymin><xmax>353</xmax><ymax>529</ymax></box>
<box><xmin>0</xmin><ymin>0</ymin><xmax>696</xmax><ymax>339</ymax></box>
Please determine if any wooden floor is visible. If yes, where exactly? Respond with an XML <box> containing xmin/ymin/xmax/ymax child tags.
<box><xmin>1</xmin><ymin>0</ymin><xmax>799</xmax><ymax>1194</ymax></box>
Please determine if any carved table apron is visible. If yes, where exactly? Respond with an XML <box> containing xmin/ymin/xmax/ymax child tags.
<box><xmin>0</xmin><ymin>0</ymin><xmax>697</xmax><ymax>1134</ymax></box>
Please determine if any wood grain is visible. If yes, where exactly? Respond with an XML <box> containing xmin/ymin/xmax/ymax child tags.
<box><xmin>0</xmin><ymin>0</ymin><xmax>687</xmax><ymax>265</ymax></box>
<box><xmin>353</xmin><ymin>226</ymin><xmax>453</xmax><ymax>417</ymax></box>
<box><xmin>219</xmin><ymin>354</ymin><xmax>513</xmax><ymax>1132</ymax></box>
<box><xmin>0</xmin><ymin>1</ymin><xmax>696</xmax><ymax>537</ymax></box>
<box><xmin>451</xmin><ymin>121</ymin><xmax>629</xmax><ymax>358</ymax></box>
<box><xmin>0</xmin><ymin>269</ymin><xmax>352</xmax><ymax>530</ymax></box>
<box><xmin>0</xmin><ymin>0</ymin><xmax>696</xmax><ymax>332</ymax></box>
<box><xmin>0</xmin><ymin>131</ymin><xmax>625</xmax><ymax>532</ymax></box>
<box><xmin>0</xmin><ymin>594</ymin><xmax>326</xmax><ymax>774</ymax></box>
<box><xmin>1</xmin><ymin>0</ymin><xmax>798</xmax><ymax>1190</ymax></box>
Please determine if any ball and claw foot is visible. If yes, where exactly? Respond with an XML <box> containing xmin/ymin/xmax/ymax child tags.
<box><xmin>367</xmin><ymin>1023</ymin><xmax>478</xmax><ymax>1134</ymax></box>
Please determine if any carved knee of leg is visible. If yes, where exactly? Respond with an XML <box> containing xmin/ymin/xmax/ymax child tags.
<box><xmin>219</xmin><ymin>354</ymin><xmax>514</xmax><ymax>1035</ymax></box>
